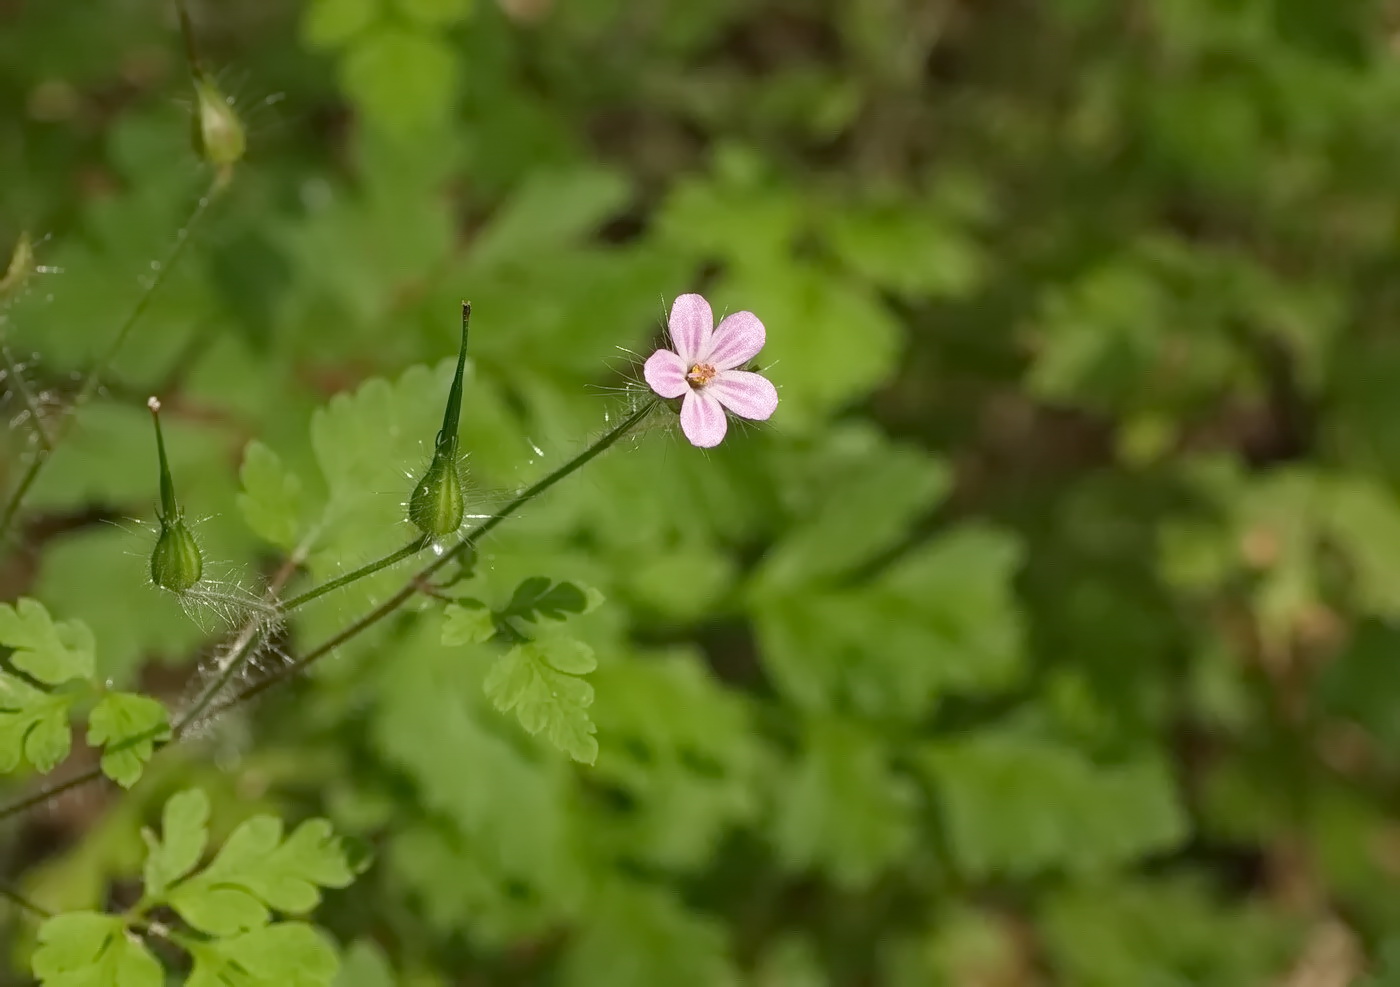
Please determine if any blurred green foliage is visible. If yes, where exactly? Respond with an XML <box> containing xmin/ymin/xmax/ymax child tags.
<box><xmin>3</xmin><ymin>0</ymin><xmax>1400</xmax><ymax>982</ymax></box>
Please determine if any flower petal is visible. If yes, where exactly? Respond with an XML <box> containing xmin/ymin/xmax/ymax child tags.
<box><xmin>643</xmin><ymin>348</ymin><xmax>688</xmax><ymax>398</ymax></box>
<box><xmin>679</xmin><ymin>390</ymin><xmax>728</xmax><ymax>447</ymax></box>
<box><xmin>709</xmin><ymin>370</ymin><xmax>778</xmax><ymax>421</ymax></box>
<box><xmin>704</xmin><ymin>310</ymin><xmax>766</xmax><ymax>370</ymax></box>
<box><xmin>668</xmin><ymin>293</ymin><xmax>713</xmax><ymax>365</ymax></box>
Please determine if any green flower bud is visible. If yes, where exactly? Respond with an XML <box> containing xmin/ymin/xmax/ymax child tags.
<box><xmin>177</xmin><ymin>1</ymin><xmax>245</xmax><ymax>176</ymax></box>
<box><xmin>151</xmin><ymin>517</ymin><xmax>204</xmax><ymax>593</ymax></box>
<box><xmin>192</xmin><ymin>75</ymin><xmax>246</xmax><ymax>171</ymax></box>
<box><xmin>147</xmin><ymin>397</ymin><xmax>204</xmax><ymax>593</ymax></box>
<box><xmin>1</xmin><ymin>231</ymin><xmax>34</xmax><ymax>299</ymax></box>
<box><xmin>409</xmin><ymin>452</ymin><xmax>465</xmax><ymax>538</ymax></box>
<box><xmin>409</xmin><ymin>302</ymin><xmax>472</xmax><ymax>538</ymax></box>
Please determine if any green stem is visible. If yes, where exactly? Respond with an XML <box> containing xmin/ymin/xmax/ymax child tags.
<box><xmin>170</xmin><ymin>621</ymin><xmax>270</xmax><ymax>738</ymax></box>
<box><xmin>0</xmin><ymin>345</ymin><xmax>53</xmax><ymax>450</ymax></box>
<box><xmin>0</xmin><ymin>180</ymin><xmax>221</xmax><ymax>542</ymax></box>
<box><xmin>279</xmin><ymin>535</ymin><xmax>429</xmax><ymax>613</ymax></box>
<box><xmin>0</xmin><ymin>882</ymin><xmax>51</xmax><ymax>919</ymax></box>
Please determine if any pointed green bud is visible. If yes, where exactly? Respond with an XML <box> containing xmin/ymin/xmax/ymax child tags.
<box><xmin>147</xmin><ymin>397</ymin><xmax>203</xmax><ymax>593</ymax></box>
<box><xmin>178</xmin><ymin>2</ymin><xmax>245</xmax><ymax>174</ymax></box>
<box><xmin>408</xmin><ymin>303</ymin><xmax>471</xmax><ymax>538</ymax></box>
<box><xmin>408</xmin><ymin>452</ymin><xmax>465</xmax><ymax>538</ymax></box>
<box><xmin>192</xmin><ymin>75</ymin><xmax>246</xmax><ymax>171</ymax></box>
<box><xmin>1</xmin><ymin>231</ymin><xmax>34</xmax><ymax>299</ymax></box>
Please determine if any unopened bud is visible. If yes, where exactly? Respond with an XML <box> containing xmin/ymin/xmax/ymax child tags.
<box><xmin>147</xmin><ymin>397</ymin><xmax>204</xmax><ymax>593</ymax></box>
<box><xmin>409</xmin><ymin>452</ymin><xmax>465</xmax><ymax>538</ymax></box>
<box><xmin>151</xmin><ymin>517</ymin><xmax>204</xmax><ymax>593</ymax></box>
<box><xmin>1</xmin><ymin>232</ymin><xmax>34</xmax><ymax>298</ymax></box>
<box><xmin>409</xmin><ymin>302</ymin><xmax>472</xmax><ymax>538</ymax></box>
<box><xmin>192</xmin><ymin>76</ymin><xmax>246</xmax><ymax>171</ymax></box>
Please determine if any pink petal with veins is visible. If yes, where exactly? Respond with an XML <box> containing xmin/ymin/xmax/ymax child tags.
<box><xmin>708</xmin><ymin>370</ymin><xmax>778</xmax><ymax>421</ymax></box>
<box><xmin>680</xmin><ymin>390</ymin><xmax>728</xmax><ymax>447</ymax></box>
<box><xmin>705</xmin><ymin>311</ymin><xmax>766</xmax><ymax>370</ymax></box>
<box><xmin>644</xmin><ymin>348</ymin><xmax>688</xmax><ymax>398</ymax></box>
<box><xmin>668</xmin><ymin>293</ymin><xmax>713</xmax><ymax>365</ymax></box>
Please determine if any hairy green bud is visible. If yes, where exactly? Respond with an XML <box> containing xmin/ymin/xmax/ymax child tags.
<box><xmin>178</xmin><ymin>2</ymin><xmax>245</xmax><ymax>175</ymax></box>
<box><xmin>147</xmin><ymin>397</ymin><xmax>204</xmax><ymax>593</ymax></box>
<box><xmin>409</xmin><ymin>452</ymin><xmax>465</xmax><ymax>538</ymax></box>
<box><xmin>1</xmin><ymin>231</ymin><xmax>34</xmax><ymax>299</ymax></box>
<box><xmin>192</xmin><ymin>76</ymin><xmax>246</xmax><ymax>171</ymax></box>
<box><xmin>151</xmin><ymin>517</ymin><xmax>204</xmax><ymax>593</ymax></box>
<box><xmin>409</xmin><ymin>302</ymin><xmax>472</xmax><ymax>538</ymax></box>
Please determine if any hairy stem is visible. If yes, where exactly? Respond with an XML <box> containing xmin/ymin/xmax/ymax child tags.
<box><xmin>0</xmin><ymin>180</ymin><xmax>223</xmax><ymax>542</ymax></box>
<box><xmin>279</xmin><ymin>535</ymin><xmax>430</xmax><ymax>613</ymax></box>
<box><xmin>0</xmin><ymin>345</ymin><xmax>53</xmax><ymax>450</ymax></box>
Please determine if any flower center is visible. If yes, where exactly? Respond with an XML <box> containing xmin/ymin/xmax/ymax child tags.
<box><xmin>686</xmin><ymin>363</ymin><xmax>718</xmax><ymax>388</ymax></box>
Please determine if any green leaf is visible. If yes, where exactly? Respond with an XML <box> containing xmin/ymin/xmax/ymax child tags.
<box><xmin>0</xmin><ymin>598</ymin><xmax>95</xmax><ymax>685</ymax></box>
<box><xmin>0</xmin><ymin>673</ymin><xmax>77</xmax><ymax>773</ymax></box>
<box><xmin>32</xmin><ymin>911</ymin><xmax>162</xmax><ymax>987</ymax></box>
<box><xmin>303</xmin><ymin>0</ymin><xmax>380</xmax><ymax>49</ymax></box>
<box><xmin>503</xmin><ymin>577</ymin><xmax>597</xmax><ymax>622</ymax></box>
<box><xmin>772</xmin><ymin>717</ymin><xmax>915</xmax><ymax>889</ymax></box>
<box><xmin>143</xmin><ymin>788</ymin><xmax>210</xmax><ymax>899</ymax></box>
<box><xmin>86</xmin><ymin>692</ymin><xmax>170</xmax><ymax>789</ymax></box>
<box><xmin>393</xmin><ymin>0</ymin><xmax>472</xmax><ymax>26</ymax></box>
<box><xmin>168</xmin><ymin>815</ymin><xmax>355</xmax><ymax>935</ymax></box>
<box><xmin>924</xmin><ymin>733</ymin><xmax>1188</xmax><ymax>878</ymax></box>
<box><xmin>485</xmin><ymin>638</ymin><xmax>598</xmax><ymax>763</ymax></box>
<box><xmin>441</xmin><ymin>603</ymin><xmax>496</xmax><ymax>645</ymax></box>
<box><xmin>238</xmin><ymin>440</ymin><xmax>306</xmax><ymax>552</ymax></box>
<box><xmin>187</xmin><ymin>922</ymin><xmax>340</xmax><ymax>987</ymax></box>
<box><xmin>340</xmin><ymin>29</ymin><xmax>459</xmax><ymax>136</ymax></box>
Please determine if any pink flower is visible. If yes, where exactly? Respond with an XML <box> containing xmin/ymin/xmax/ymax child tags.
<box><xmin>643</xmin><ymin>293</ymin><xmax>778</xmax><ymax>447</ymax></box>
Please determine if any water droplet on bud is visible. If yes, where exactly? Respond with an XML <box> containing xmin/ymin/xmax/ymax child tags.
<box><xmin>408</xmin><ymin>453</ymin><xmax>465</xmax><ymax>538</ymax></box>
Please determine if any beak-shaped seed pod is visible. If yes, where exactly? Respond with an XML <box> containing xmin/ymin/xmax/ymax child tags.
<box><xmin>409</xmin><ymin>303</ymin><xmax>471</xmax><ymax>538</ymax></box>
<box><xmin>178</xmin><ymin>1</ymin><xmax>245</xmax><ymax>176</ymax></box>
<box><xmin>148</xmin><ymin>397</ymin><xmax>203</xmax><ymax>593</ymax></box>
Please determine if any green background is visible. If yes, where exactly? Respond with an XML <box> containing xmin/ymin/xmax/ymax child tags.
<box><xmin>4</xmin><ymin>0</ymin><xmax>1400</xmax><ymax>982</ymax></box>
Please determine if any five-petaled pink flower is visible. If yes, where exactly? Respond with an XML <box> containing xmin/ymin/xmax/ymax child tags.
<box><xmin>644</xmin><ymin>293</ymin><xmax>778</xmax><ymax>447</ymax></box>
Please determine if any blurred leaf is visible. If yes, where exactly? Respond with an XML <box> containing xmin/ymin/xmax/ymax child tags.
<box><xmin>560</xmin><ymin>881</ymin><xmax>739</xmax><ymax>987</ymax></box>
<box><xmin>302</xmin><ymin>0</ymin><xmax>380</xmax><ymax>48</ymax></box>
<box><xmin>340</xmin><ymin>29</ymin><xmax>459</xmax><ymax>136</ymax></box>
<box><xmin>772</xmin><ymin>717</ymin><xmax>915</xmax><ymax>889</ymax></box>
<box><xmin>238</xmin><ymin>440</ymin><xmax>306</xmax><ymax>552</ymax></box>
<box><xmin>925</xmin><ymin>734</ymin><xmax>1187</xmax><ymax>877</ymax></box>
